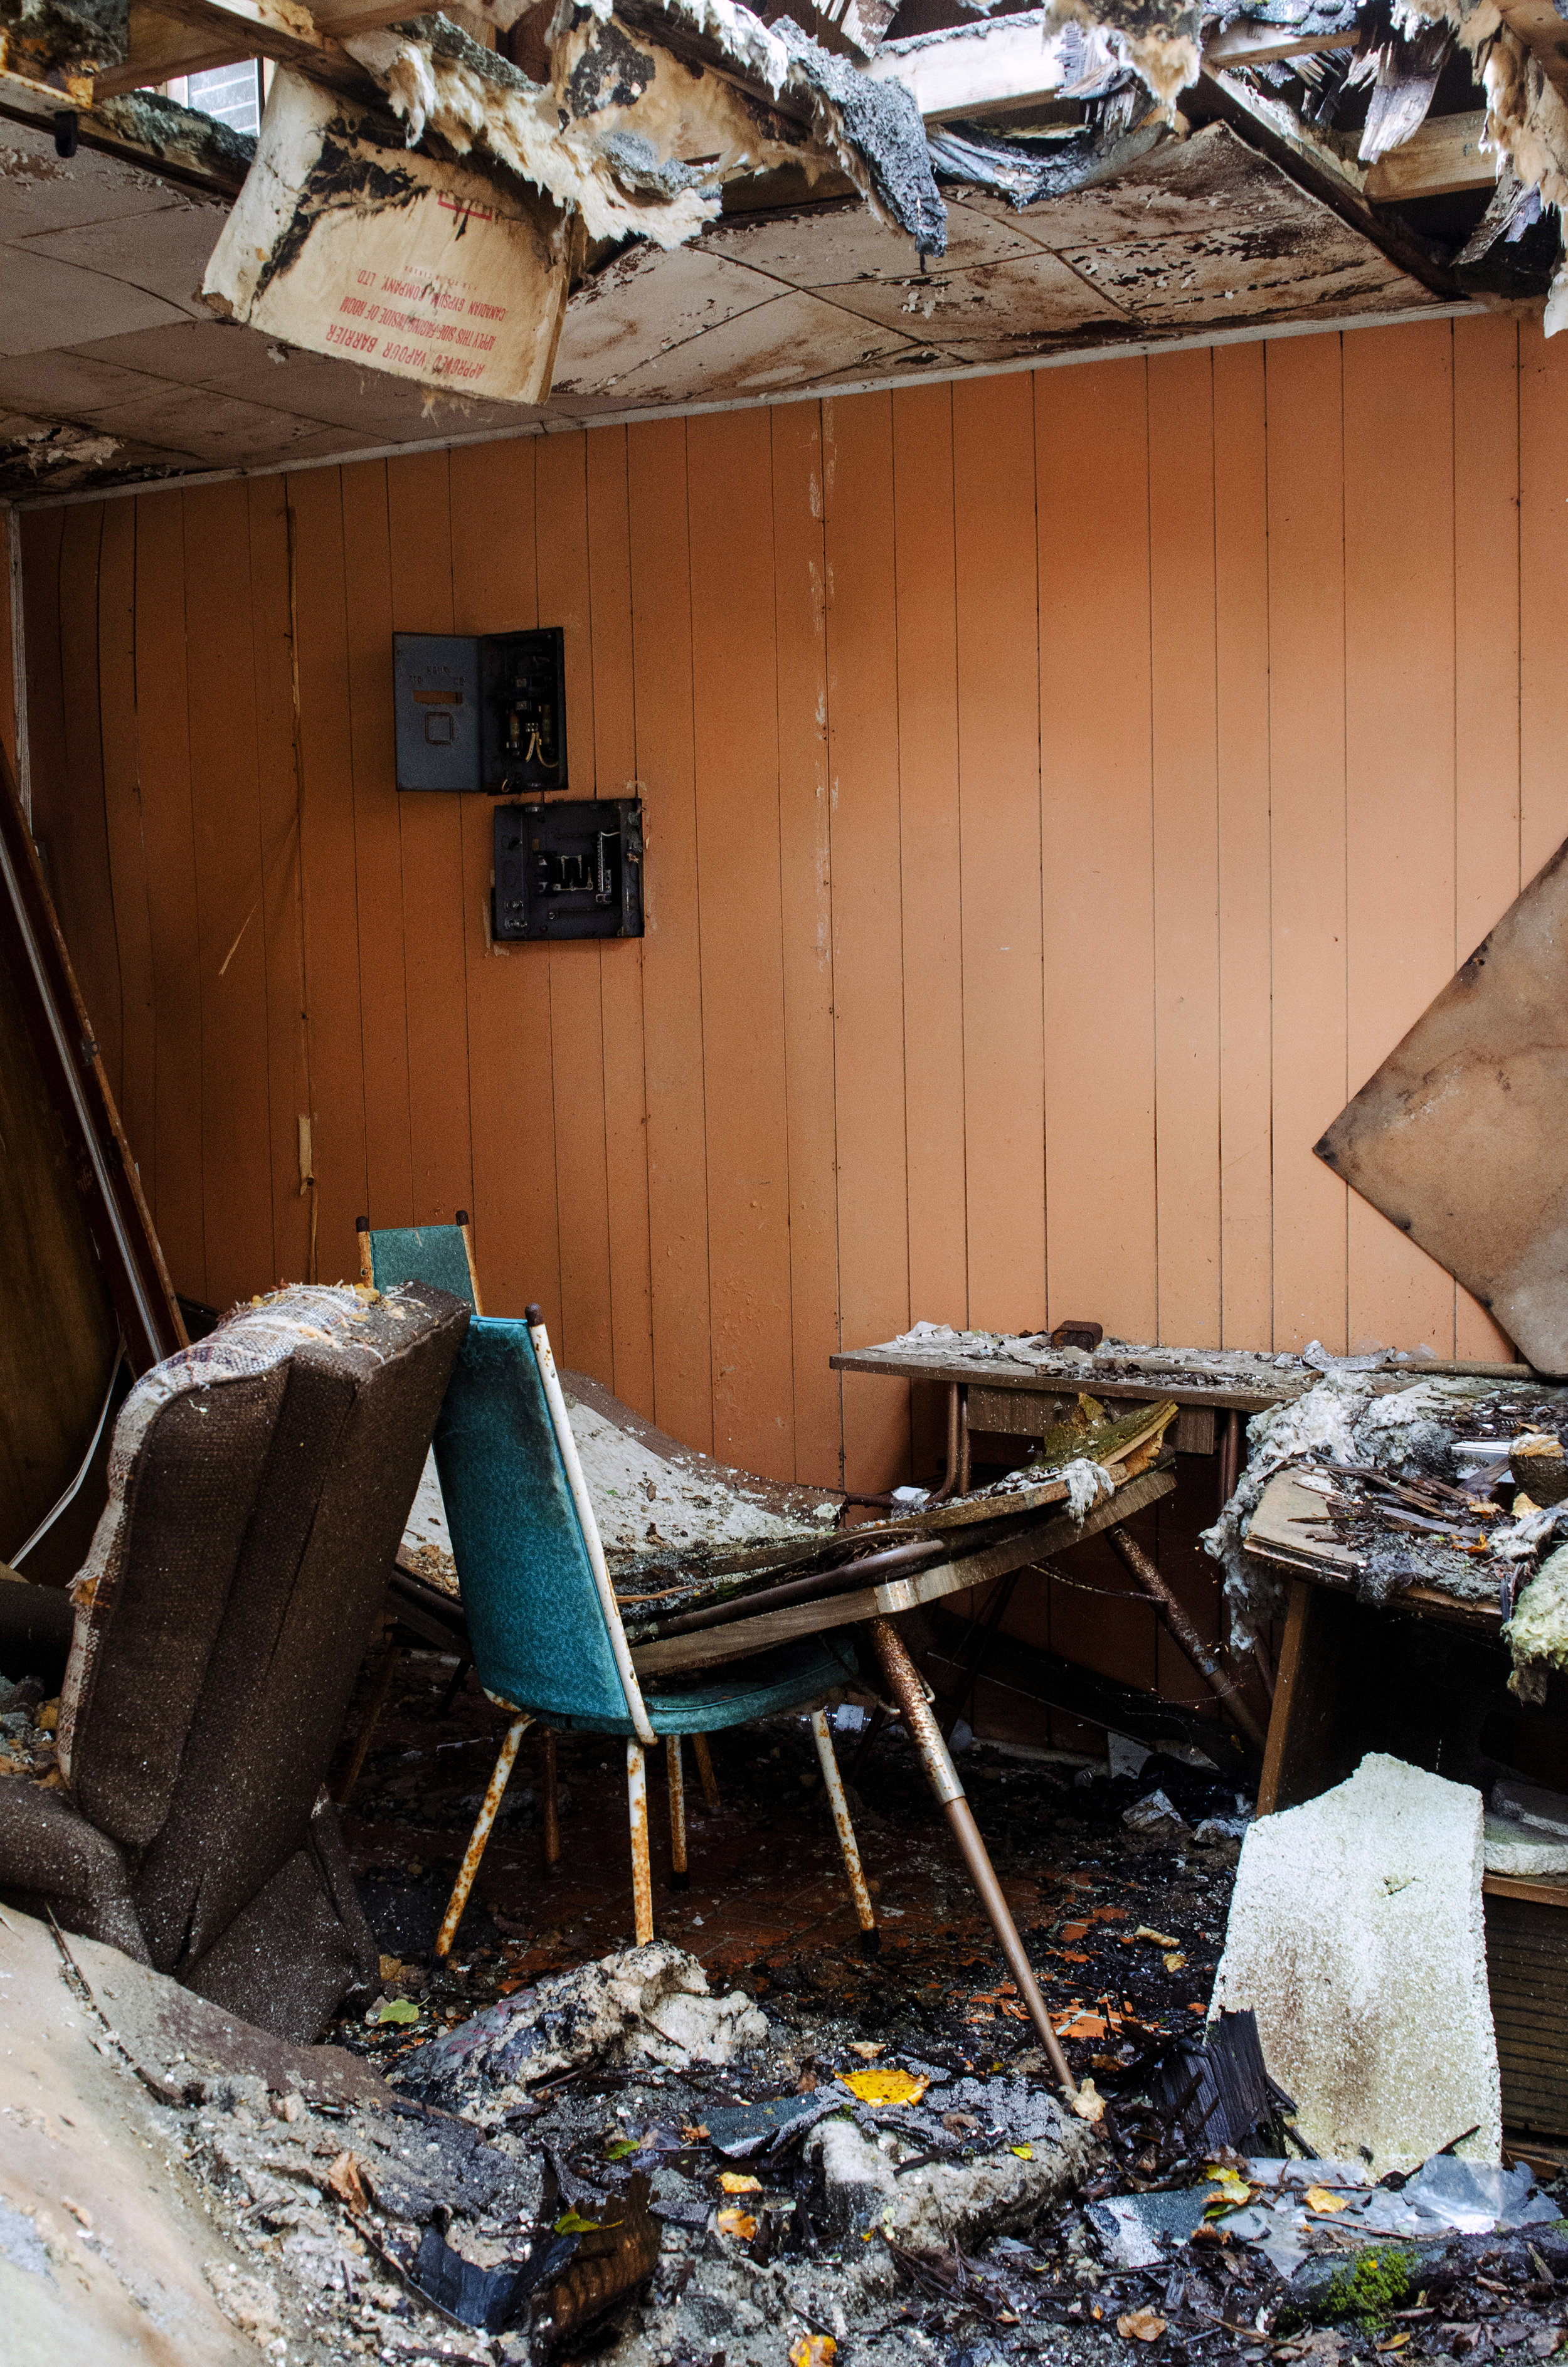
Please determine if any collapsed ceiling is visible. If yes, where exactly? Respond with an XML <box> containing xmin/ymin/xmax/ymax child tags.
<box><xmin>0</xmin><ymin>0</ymin><xmax>1559</xmax><ymax>492</ymax></box>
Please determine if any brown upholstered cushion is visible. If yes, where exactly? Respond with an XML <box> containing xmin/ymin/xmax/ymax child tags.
<box><xmin>132</xmin><ymin>1283</ymin><xmax>467</xmax><ymax>1973</ymax></box>
<box><xmin>0</xmin><ymin>1783</ymin><xmax>149</xmax><ymax>1962</ymax></box>
<box><xmin>180</xmin><ymin>1801</ymin><xmax>378</xmax><ymax>2043</ymax></box>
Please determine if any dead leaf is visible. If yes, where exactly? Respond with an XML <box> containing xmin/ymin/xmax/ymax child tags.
<box><xmin>719</xmin><ymin>2173</ymin><xmax>763</xmax><ymax>2195</ymax></box>
<box><xmin>682</xmin><ymin>2123</ymin><xmax>709</xmax><ymax>2143</ymax></box>
<box><xmin>326</xmin><ymin>2152</ymin><xmax>369</xmax><ymax>2212</ymax></box>
<box><xmin>1304</xmin><ymin>2185</ymin><xmax>1348</xmax><ymax>2215</ymax></box>
<box><xmin>789</xmin><ymin>2338</ymin><xmax>837</xmax><ymax>2367</ymax></box>
<box><xmin>838</xmin><ymin>2067</ymin><xmax>930</xmax><ymax>2109</ymax></box>
<box><xmin>1010</xmin><ymin>2144</ymin><xmax>1034</xmax><ymax>2160</ymax></box>
<box><xmin>1135</xmin><ymin>1926</ymin><xmax>1180</xmax><ymax>1948</ymax></box>
<box><xmin>1070</xmin><ymin>2078</ymin><xmax>1105</xmax><ymax>2126</ymax></box>
<box><xmin>1118</xmin><ymin>2310</ymin><xmax>1168</xmax><ymax>2343</ymax></box>
<box><xmin>1164</xmin><ymin>1952</ymin><xmax>1187</xmax><ymax>1973</ymax></box>
<box><xmin>847</xmin><ymin>2041</ymin><xmax>884</xmax><ymax>2058</ymax></box>
<box><xmin>555</xmin><ymin>2209</ymin><xmax>614</xmax><ymax>2235</ymax></box>
<box><xmin>378</xmin><ymin>1954</ymin><xmax>403</xmax><ymax>1981</ymax></box>
<box><xmin>942</xmin><ymin>2111</ymin><xmax>980</xmax><ymax>2135</ymax></box>
<box><xmin>717</xmin><ymin>2208</ymin><xmax>758</xmax><ymax>2241</ymax></box>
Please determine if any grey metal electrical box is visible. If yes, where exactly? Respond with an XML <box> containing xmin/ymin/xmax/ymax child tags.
<box><xmin>493</xmin><ymin>800</ymin><xmax>644</xmax><ymax>941</ymax></box>
<box><xmin>393</xmin><ymin>627</ymin><xmax>567</xmax><ymax>795</ymax></box>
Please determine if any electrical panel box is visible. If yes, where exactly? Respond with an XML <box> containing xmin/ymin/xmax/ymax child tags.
<box><xmin>393</xmin><ymin>628</ymin><xmax>566</xmax><ymax>795</ymax></box>
<box><xmin>493</xmin><ymin>800</ymin><xmax>644</xmax><ymax>942</ymax></box>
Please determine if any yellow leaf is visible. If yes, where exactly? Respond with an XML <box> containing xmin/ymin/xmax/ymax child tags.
<box><xmin>1010</xmin><ymin>2144</ymin><xmax>1034</xmax><ymax>2160</ymax></box>
<box><xmin>719</xmin><ymin>2173</ymin><xmax>763</xmax><ymax>2194</ymax></box>
<box><xmin>789</xmin><ymin>2338</ymin><xmax>836</xmax><ymax>2367</ymax></box>
<box><xmin>1165</xmin><ymin>1952</ymin><xmax>1187</xmax><ymax>1973</ymax></box>
<box><xmin>838</xmin><ymin>2068</ymin><xmax>930</xmax><ymax>2109</ymax></box>
<box><xmin>1305</xmin><ymin>2185</ymin><xmax>1348</xmax><ymax>2215</ymax></box>
<box><xmin>718</xmin><ymin>2208</ymin><xmax>758</xmax><ymax>2242</ymax></box>
<box><xmin>1118</xmin><ymin>2311</ymin><xmax>1168</xmax><ymax>2343</ymax></box>
<box><xmin>1375</xmin><ymin>2337</ymin><xmax>1411</xmax><ymax>2353</ymax></box>
<box><xmin>1135</xmin><ymin>1927</ymin><xmax>1180</xmax><ymax>1949</ymax></box>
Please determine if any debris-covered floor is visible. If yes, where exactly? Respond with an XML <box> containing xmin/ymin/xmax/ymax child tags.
<box><xmin>53</xmin><ymin>1646</ymin><xmax>1543</xmax><ymax>2367</ymax></box>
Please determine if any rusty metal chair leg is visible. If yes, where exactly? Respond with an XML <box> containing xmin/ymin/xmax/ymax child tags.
<box><xmin>668</xmin><ymin>1735</ymin><xmax>689</xmax><ymax>1890</ymax></box>
<box><xmin>542</xmin><ymin>1728</ymin><xmax>560</xmax><ymax>1872</ymax></box>
<box><xmin>691</xmin><ymin>1732</ymin><xmax>721</xmax><ymax>1814</ymax></box>
<box><xmin>628</xmin><ymin>1740</ymin><xmax>654</xmax><ymax>1946</ymax></box>
<box><xmin>811</xmin><ymin>1709</ymin><xmax>879</xmax><ymax>1956</ymax></box>
<box><xmin>435</xmin><ymin>1711</ymin><xmax>533</xmax><ymax>1959</ymax></box>
<box><xmin>334</xmin><ymin>1638</ymin><xmax>401</xmax><ymax>1806</ymax></box>
<box><xmin>1103</xmin><ymin>1522</ymin><xmax>1268</xmax><ymax>1754</ymax></box>
<box><xmin>866</xmin><ymin>1616</ymin><xmax>1076</xmax><ymax>2096</ymax></box>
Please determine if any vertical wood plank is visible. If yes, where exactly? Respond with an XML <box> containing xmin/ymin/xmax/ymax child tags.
<box><xmin>689</xmin><ymin>405</ymin><xmax>793</xmax><ymax>1478</ymax></box>
<box><xmin>184</xmin><ymin>480</ymin><xmax>272</xmax><ymax>1306</ymax></box>
<box><xmin>1264</xmin><ymin>336</ymin><xmax>1348</xmax><ymax>1353</ymax></box>
<box><xmin>342</xmin><ymin>460</ymin><xmax>414</xmax><ymax>1234</ymax></box>
<box><xmin>586</xmin><ymin>423</ymin><xmax>655</xmax><ymax>1416</ymax></box>
<box><xmin>893</xmin><ymin>383</ymin><xmax>967</xmax><ymax>1385</ymax></box>
<box><xmin>132</xmin><ymin>492</ymin><xmax>205</xmax><ymax>1296</ymax></box>
<box><xmin>956</xmin><ymin>372</ymin><xmax>1045</xmax><ymax>1337</ymax></box>
<box><xmin>628</xmin><ymin>418</ymin><xmax>712</xmax><ymax>1452</ymax></box>
<box><xmin>773</xmin><ymin>399</ymin><xmax>842</xmax><ymax>1489</ymax></box>
<box><xmin>1343</xmin><ymin>322</ymin><xmax>1458</xmax><ymax>1356</ymax></box>
<box><xmin>1520</xmin><ymin>322</ymin><xmax>1568</xmax><ymax>884</ymax></box>
<box><xmin>1213</xmin><ymin>342</ymin><xmax>1274</xmax><ymax>1350</ymax></box>
<box><xmin>246</xmin><ymin>476</ymin><xmax>312</xmax><ymax>1288</ymax></box>
<box><xmin>53</xmin><ymin>507</ymin><xmax>123</xmax><ymax>1102</ymax></box>
<box><xmin>98</xmin><ymin>497</ymin><xmax>159</xmax><ymax>1205</ymax></box>
<box><xmin>448</xmin><ymin>436</ymin><xmax>553</xmax><ymax>1323</ymax></box>
<box><xmin>1453</xmin><ymin>315</ymin><xmax>1522</xmax><ymax>1361</ymax></box>
<box><xmin>1148</xmin><ymin>347</ymin><xmax>1221</xmax><ymax>1348</ymax></box>
<box><xmin>1038</xmin><ymin>359</ymin><xmax>1156</xmax><ymax>1340</ymax></box>
<box><xmin>536</xmin><ymin>430</ymin><xmax>614</xmax><ymax>1383</ymax></box>
<box><xmin>824</xmin><ymin>389</ymin><xmax>910</xmax><ymax>1493</ymax></box>
<box><xmin>386</xmin><ymin>452</ymin><xmax>474</xmax><ymax>1231</ymax></box>
<box><xmin>287</xmin><ymin>467</ymin><xmax>369</xmax><ymax>1282</ymax></box>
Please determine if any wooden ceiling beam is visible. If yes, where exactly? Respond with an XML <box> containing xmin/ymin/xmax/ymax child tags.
<box><xmin>1364</xmin><ymin>107</ymin><xmax>1495</xmax><ymax>198</ymax></box>
<box><xmin>1202</xmin><ymin>20</ymin><xmax>1359</xmax><ymax>67</ymax></box>
<box><xmin>92</xmin><ymin>0</ymin><xmax>373</xmax><ymax>98</ymax></box>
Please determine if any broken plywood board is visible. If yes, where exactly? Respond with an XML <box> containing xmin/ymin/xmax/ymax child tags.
<box><xmin>203</xmin><ymin>68</ymin><xmax>571</xmax><ymax>405</ymax></box>
<box><xmin>1316</xmin><ymin>835</ymin><xmax>1568</xmax><ymax>1379</ymax></box>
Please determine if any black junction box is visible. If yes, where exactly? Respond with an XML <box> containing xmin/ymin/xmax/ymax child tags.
<box><xmin>394</xmin><ymin>627</ymin><xmax>566</xmax><ymax>795</ymax></box>
<box><xmin>494</xmin><ymin>800</ymin><xmax>644</xmax><ymax>942</ymax></box>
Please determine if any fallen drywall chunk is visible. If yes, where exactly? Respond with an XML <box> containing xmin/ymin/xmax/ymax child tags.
<box><xmin>395</xmin><ymin>1942</ymin><xmax>768</xmax><ymax>2121</ymax></box>
<box><xmin>202</xmin><ymin>68</ymin><xmax>571</xmax><ymax>405</ymax></box>
<box><xmin>1504</xmin><ymin>1542</ymin><xmax>1568</xmax><ymax>1702</ymax></box>
<box><xmin>1212</xmin><ymin>1754</ymin><xmax>1500</xmax><ymax>2176</ymax></box>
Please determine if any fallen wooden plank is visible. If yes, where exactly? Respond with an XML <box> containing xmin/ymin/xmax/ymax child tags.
<box><xmin>93</xmin><ymin>0</ymin><xmax>367</xmax><ymax>97</ymax></box>
<box><xmin>1364</xmin><ymin>109</ymin><xmax>1494</xmax><ymax>199</ymax></box>
<box><xmin>862</xmin><ymin>13</ymin><xmax>1077</xmax><ymax>124</ymax></box>
<box><xmin>1244</xmin><ymin>1470</ymin><xmax>1502</xmax><ymax>1629</ymax></box>
<box><xmin>631</xmin><ymin>1465</ymin><xmax>1177</xmax><ymax>1676</ymax></box>
<box><xmin>1203</xmin><ymin>20</ymin><xmax>1358</xmax><ymax>67</ymax></box>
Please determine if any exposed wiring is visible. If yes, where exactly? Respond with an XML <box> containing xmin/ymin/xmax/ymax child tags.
<box><xmin>9</xmin><ymin>1343</ymin><xmax>124</xmax><ymax>1568</ymax></box>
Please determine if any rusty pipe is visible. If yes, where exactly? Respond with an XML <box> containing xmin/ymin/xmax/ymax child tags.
<box><xmin>866</xmin><ymin>1616</ymin><xmax>1076</xmax><ymax>2096</ymax></box>
<box><xmin>1103</xmin><ymin>1523</ymin><xmax>1268</xmax><ymax>1754</ymax></box>
<box><xmin>957</xmin><ymin>1387</ymin><xmax>971</xmax><ymax>1495</ymax></box>
<box><xmin>923</xmin><ymin>1382</ymin><xmax>963</xmax><ymax>1507</ymax></box>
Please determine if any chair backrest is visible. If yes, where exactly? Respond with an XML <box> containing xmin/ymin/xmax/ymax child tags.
<box><xmin>61</xmin><ymin>1282</ymin><xmax>470</xmax><ymax>1971</ymax></box>
<box><xmin>432</xmin><ymin>1316</ymin><xmax>650</xmax><ymax>1735</ymax></box>
<box><xmin>359</xmin><ymin>1212</ymin><xmax>482</xmax><ymax>1312</ymax></box>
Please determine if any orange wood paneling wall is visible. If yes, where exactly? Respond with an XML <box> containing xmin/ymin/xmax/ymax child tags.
<box><xmin>21</xmin><ymin>318</ymin><xmax>1568</xmax><ymax>1516</ymax></box>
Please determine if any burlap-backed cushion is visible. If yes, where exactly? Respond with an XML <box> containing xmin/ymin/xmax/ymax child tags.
<box><xmin>132</xmin><ymin>1282</ymin><xmax>468</xmax><ymax>1972</ymax></box>
<box><xmin>60</xmin><ymin>1285</ymin><xmax>401</xmax><ymax>1841</ymax></box>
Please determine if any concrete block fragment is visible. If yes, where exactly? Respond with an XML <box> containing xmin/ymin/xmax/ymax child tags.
<box><xmin>1483</xmin><ymin>1812</ymin><xmax>1568</xmax><ymax>1877</ymax></box>
<box><xmin>1212</xmin><ymin>1754</ymin><xmax>1500</xmax><ymax>2174</ymax></box>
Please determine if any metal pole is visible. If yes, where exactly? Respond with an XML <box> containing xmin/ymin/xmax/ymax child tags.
<box><xmin>1103</xmin><ymin>1522</ymin><xmax>1268</xmax><ymax>1753</ymax></box>
<box><xmin>692</xmin><ymin>1732</ymin><xmax>721</xmax><ymax>1813</ymax></box>
<box><xmin>435</xmin><ymin>1712</ymin><xmax>532</xmax><ymax>1958</ymax></box>
<box><xmin>866</xmin><ymin>1616</ymin><xmax>1076</xmax><ymax>2097</ymax></box>
<box><xmin>811</xmin><ymin>1709</ymin><xmax>879</xmax><ymax>1953</ymax></box>
<box><xmin>667</xmin><ymin>1735</ymin><xmax>689</xmax><ymax>1889</ymax></box>
<box><xmin>628</xmin><ymin>1740</ymin><xmax>654</xmax><ymax>1944</ymax></box>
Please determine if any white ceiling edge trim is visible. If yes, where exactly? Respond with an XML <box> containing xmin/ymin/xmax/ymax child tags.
<box><xmin>4</xmin><ymin>296</ymin><xmax>1488</xmax><ymax>514</ymax></box>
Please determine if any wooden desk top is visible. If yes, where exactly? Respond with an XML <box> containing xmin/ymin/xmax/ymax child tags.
<box><xmin>832</xmin><ymin>1337</ymin><xmax>1537</xmax><ymax>1419</ymax></box>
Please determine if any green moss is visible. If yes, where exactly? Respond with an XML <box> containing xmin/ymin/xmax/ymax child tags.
<box><xmin>1274</xmin><ymin>2247</ymin><xmax>1423</xmax><ymax>2332</ymax></box>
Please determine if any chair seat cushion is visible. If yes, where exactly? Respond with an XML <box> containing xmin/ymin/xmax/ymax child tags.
<box><xmin>518</xmin><ymin>1634</ymin><xmax>862</xmax><ymax>1736</ymax></box>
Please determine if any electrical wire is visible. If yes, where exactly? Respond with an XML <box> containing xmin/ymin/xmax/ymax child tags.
<box><xmin>9</xmin><ymin>1343</ymin><xmax>125</xmax><ymax>1569</ymax></box>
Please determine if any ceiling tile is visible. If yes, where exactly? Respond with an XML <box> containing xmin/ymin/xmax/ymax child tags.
<box><xmin>0</xmin><ymin>245</ymin><xmax>190</xmax><ymax>357</ymax></box>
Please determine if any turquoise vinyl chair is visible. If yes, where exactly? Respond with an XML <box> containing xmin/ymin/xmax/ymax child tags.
<box><xmin>428</xmin><ymin>1308</ymin><xmax>880</xmax><ymax>1959</ymax></box>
